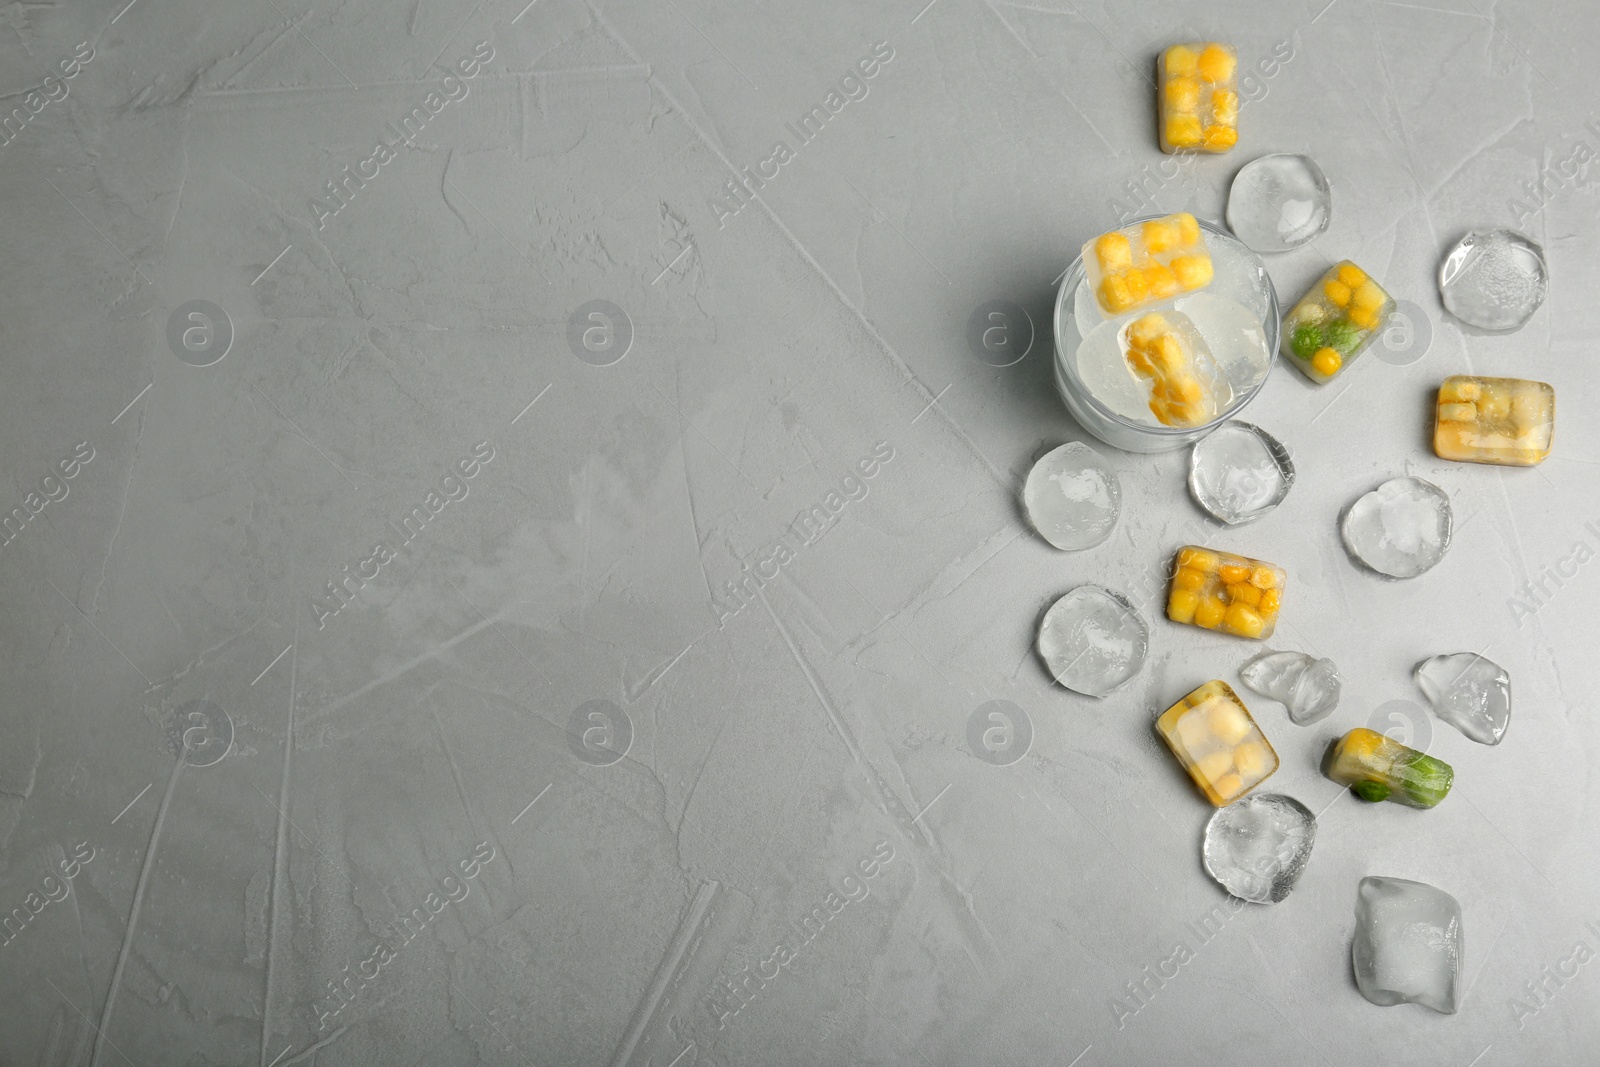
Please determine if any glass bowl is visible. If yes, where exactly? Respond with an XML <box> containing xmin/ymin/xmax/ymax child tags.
<box><xmin>1053</xmin><ymin>215</ymin><xmax>1281</xmax><ymax>453</ymax></box>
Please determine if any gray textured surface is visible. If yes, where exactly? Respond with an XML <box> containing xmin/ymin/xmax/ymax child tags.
<box><xmin>1</xmin><ymin>0</ymin><xmax>1597</xmax><ymax>1064</ymax></box>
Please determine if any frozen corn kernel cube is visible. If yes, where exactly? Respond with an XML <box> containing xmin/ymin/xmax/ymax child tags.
<box><xmin>1121</xmin><ymin>311</ymin><xmax>1232</xmax><ymax>427</ymax></box>
<box><xmin>1159</xmin><ymin>43</ymin><xmax>1238</xmax><ymax>154</ymax></box>
<box><xmin>1433</xmin><ymin>375</ymin><xmax>1554</xmax><ymax>466</ymax></box>
<box><xmin>1281</xmin><ymin>260</ymin><xmax>1394</xmax><ymax>383</ymax></box>
<box><xmin>1325</xmin><ymin>728</ymin><xmax>1453</xmax><ymax>808</ymax></box>
<box><xmin>1156</xmin><ymin>680</ymin><xmax>1278</xmax><ymax>805</ymax></box>
<box><xmin>1082</xmin><ymin>212</ymin><xmax>1213</xmax><ymax>316</ymax></box>
<box><xmin>1165</xmin><ymin>545</ymin><xmax>1284</xmax><ymax>639</ymax></box>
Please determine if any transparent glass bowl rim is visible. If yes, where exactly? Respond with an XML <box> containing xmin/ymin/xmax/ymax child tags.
<box><xmin>1052</xmin><ymin>214</ymin><xmax>1283</xmax><ymax>438</ymax></box>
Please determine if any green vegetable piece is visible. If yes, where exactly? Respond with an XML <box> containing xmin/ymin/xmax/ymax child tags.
<box><xmin>1401</xmin><ymin>753</ymin><xmax>1455</xmax><ymax>808</ymax></box>
<box><xmin>1324</xmin><ymin>319</ymin><xmax>1361</xmax><ymax>355</ymax></box>
<box><xmin>1352</xmin><ymin>780</ymin><xmax>1391</xmax><ymax>803</ymax></box>
<box><xmin>1290</xmin><ymin>322</ymin><xmax>1325</xmax><ymax>359</ymax></box>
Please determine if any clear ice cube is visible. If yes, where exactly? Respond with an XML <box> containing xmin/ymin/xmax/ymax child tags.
<box><xmin>1352</xmin><ymin>876</ymin><xmax>1463</xmax><ymax>1014</ymax></box>
<box><xmin>1239</xmin><ymin>649</ymin><xmax>1340</xmax><ymax>725</ymax></box>
<box><xmin>1202</xmin><ymin>793</ymin><xmax>1315</xmax><ymax>904</ymax></box>
<box><xmin>1037</xmin><ymin>586</ymin><xmax>1148</xmax><ymax>697</ymax></box>
<box><xmin>1225</xmin><ymin>154</ymin><xmax>1331</xmax><ymax>253</ymax></box>
<box><xmin>1188</xmin><ymin>420</ymin><xmax>1294</xmax><ymax>524</ymax></box>
<box><xmin>1340</xmin><ymin>477</ymin><xmax>1452</xmax><ymax>579</ymax></box>
<box><xmin>1023</xmin><ymin>442</ymin><xmax>1121</xmax><ymax>550</ymax></box>
<box><xmin>1438</xmin><ymin>229</ymin><xmax>1547</xmax><ymax>332</ymax></box>
<box><xmin>1414</xmin><ymin>652</ymin><xmax>1511</xmax><ymax>745</ymax></box>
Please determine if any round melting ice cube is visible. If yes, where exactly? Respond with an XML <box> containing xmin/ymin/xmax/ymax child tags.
<box><xmin>1022</xmin><ymin>442</ymin><xmax>1121</xmax><ymax>550</ymax></box>
<box><xmin>1340</xmin><ymin>476</ymin><xmax>1452</xmax><ymax>579</ymax></box>
<box><xmin>1037</xmin><ymin>586</ymin><xmax>1148</xmax><ymax>697</ymax></box>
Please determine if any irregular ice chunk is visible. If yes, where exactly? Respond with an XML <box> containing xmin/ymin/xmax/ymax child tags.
<box><xmin>1415</xmin><ymin>653</ymin><xmax>1511</xmax><ymax>745</ymax></box>
<box><xmin>1352</xmin><ymin>876</ymin><xmax>1463</xmax><ymax>1014</ymax></box>
<box><xmin>1239</xmin><ymin>649</ymin><xmax>1340</xmax><ymax>725</ymax></box>
<box><xmin>1188</xmin><ymin>421</ymin><xmax>1294</xmax><ymax>524</ymax></box>
<box><xmin>1225</xmin><ymin>154</ymin><xmax>1331</xmax><ymax>253</ymax></box>
<box><xmin>1202</xmin><ymin>793</ymin><xmax>1315</xmax><ymax>903</ymax></box>
<box><xmin>1438</xmin><ymin>229</ymin><xmax>1547</xmax><ymax>332</ymax></box>
<box><xmin>1037</xmin><ymin>586</ymin><xmax>1148</xmax><ymax>697</ymax></box>
<box><xmin>1340</xmin><ymin>477</ymin><xmax>1452</xmax><ymax>579</ymax></box>
<box><xmin>1023</xmin><ymin>442</ymin><xmax>1121</xmax><ymax>550</ymax></box>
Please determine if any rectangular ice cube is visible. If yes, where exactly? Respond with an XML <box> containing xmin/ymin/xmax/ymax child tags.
<box><xmin>1281</xmin><ymin>260</ymin><xmax>1394</xmax><ymax>383</ymax></box>
<box><xmin>1156</xmin><ymin>680</ymin><xmax>1278</xmax><ymax>806</ymax></box>
<box><xmin>1352</xmin><ymin>876</ymin><xmax>1463</xmax><ymax>1014</ymax></box>
<box><xmin>1082</xmin><ymin>212</ymin><xmax>1213</xmax><ymax>316</ymax></box>
<box><xmin>1165</xmin><ymin>545</ymin><xmax>1284</xmax><ymax>639</ymax></box>
<box><xmin>1122</xmin><ymin>311</ymin><xmax>1229</xmax><ymax>427</ymax></box>
<box><xmin>1158</xmin><ymin>43</ymin><xmax>1239</xmax><ymax>154</ymax></box>
<box><xmin>1325</xmin><ymin>728</ymin><xmax>1453</xmax><ymax>808</ymax></box>
<box><xmin>1434</xmin><ymin>375</ymin><xmax>1554</xmax><ymax>466</ymax></box>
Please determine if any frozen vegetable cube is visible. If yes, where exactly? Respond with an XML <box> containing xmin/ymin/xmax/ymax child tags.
<box><xmin>1433</xmin><ymin>375</ymin><xmax>1553</xmax><ymax>467</ymax></box>
<box><xmin>1159</xmin><ymin>43</ymin><xmax>1238</xmax><ymax>155</ymax></box>
<box><xmin>1082</xmin><ymin>212</ymin><xmax>1213</xmax><ymax>316</ymax></box>
<box><xmin>1281</xmin><ymin>260</ymin><xmax>1394</xmax><ymax>384</ymax></box>
<box><xmin>1325</xmin><ymin>728</ymin><xmax>1453</xmax><ymax>808</ymax></box>
<box><xmin>1121</xmin><ymin>311</ymin><xmax>1232</xmax><ymax>427</ymax></box>
<box><xmin>1165</xmin><ymin>545</ymin><xmax>1285</xmax><ymax>639</ymax></box>
<box><xmin>1156</xmin><ymin>680</ymin><xmax>1279</xmax><ymax>805</ymax></box>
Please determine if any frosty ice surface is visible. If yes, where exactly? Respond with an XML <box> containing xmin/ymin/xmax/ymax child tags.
<box><xmin>1122</xmin><ymin>311</ymin><xmax>1229</xmax><ymax>427</ymax></box>
<box><xmin>1239</xmin><ymin>649</ymin><xmax>1340</xmax><ymax>725</ymax></box>
<box><xmin>1340</xmin><ymin>477</ymin><xmax>1452</xmax><ymax>579</ymax></box>
<box><xmin>1165</xmin><ymin>545</ymin><xmax>1284</xmax><ymax>639</ymax></box>
<box><xmin>1434</xmin><ymin>375</ymin><xmax>1554</xmax><ymax>467</ymax></box>
<box><xmin>1082</xmin><ymin>212</ymin><xmax>1214</xmax><ymax>316</ymax></box>
<box><xmin>1415</xmin><ymin>652</ymin><xmax>1511</xmax><ymax>745</ymax></box>
<box><xmin>1202</xmin><ymin>793</ymin><xmax>1315</xmax><ymax>903</ymax></box>
<box><xmin>1037</xmin><ymin>586</ymin><xmax>1148</xmax><ymax>697</ymax></box>
<box><xmin>1187</xmin><ymin>421</ymin><xmax>1294</xmax><ymax>525</ymax></box>
<box><xmin>1023</xmin><ymin>442</ymin><xmax>1121</xmax><ymax>550</ymax></box>
<box><xmin>1352</xmin><ymin>876</ymin><xmax>1463</xmax><ymax>1014</ymax></box>
<box><xmin>1158</xmin><ymin>43</ymin><xmax>1238</xmax><ymax>154</ymax></box>
<box><xmin>1438</xmin><ymin>229</ymin><xmax>1547</xmax><ymax>331</ymax></box>
<box><xmin>1281</xmin><ymin>260</ymin><xmax>1393</xmax><ymax>383</ymax></box>
<box><xmin>1156</xmin><ymin>680</ymin><xmax>1278</xmax><ymax>806</ymax></box>
<box><xmin>1325</xmin><ymin>728</ymin><xmax>1453</xmax><ymax>808</ymax></box>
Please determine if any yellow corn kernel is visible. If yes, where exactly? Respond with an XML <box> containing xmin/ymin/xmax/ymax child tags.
<box><xmin>1126</xmin><ymin>312</ymin><xmax>1168</xmax><ymax>347</ymax></box>
<box><xmin>1146</xmin><ymin>263</ymin><xmax>1180</xmax><ymax>299</ymax></box>
<box><xmin>1176</xmin><ymin>212</ymin><xmax>1201</xmax><ymax>246</ymax></box>
<box><xmin>1226</xmin><ymin>582</ymin><xmax>1262</xmax><ymax>607</ymax></box>
<box><xmin>1348</xmin><ymin>305</ymin><xmax>1380</xmax><ymax>331</ymax></box>
<box><xmin>1099</xmin><ymin>276</ymin><xmax>1135</xmax><ymax>313</ymax></box>
<box><xmin>1323</xmin><ymin>279</ymin><xmax>1352</xmax><ymax>307</ymax></box>
<box><xmin>1175</xmin><ymin>377</ymin><xmax>1203</xmax><ymax>404</ymax></box>
<box><xmin>1340</xmin><ymin>727</ymin><xmax>1386</xmax><ymax>761</ymax></box>
<box><xmin>1311</xmin><ymin>348</ymin><xmax>1342</xmax><ymax>378</ymax></box>
<box><xmin>1202</xmin><ymin>124</ymin><xmax>1237</xmax><ymax>150</ymax></box>
<box><xmin>1218</xmin><ymin>562</ymin><xmax>1250</xmax><ymax>584</ymax></box>
<box><xmin>1174</xmin><ymin>566</ymin><xmax>1207</xmax><ymax>591</ymax></box>
<box><xmin>1095</xmin><ymin>232</ymin><xmax>1133</xmax><ymax>272</ymax></box>
<box><xmin>1208</xmin><ymin>701</ymin><xmax>1252</xmax><ymax>743</ymax></box>
<box><xmin>1167</xmin><ymin>588</ymin><xmax>1201</xmax><ymax>624</ymax></box>
<box><xmin>1123</xmin><ymin>269</ymin><xmax>1151</xmax><ymax>304</ymax></box>
<box><xmin>1164</xmin><ymin>76</ymin><xmax>1201</xmax><ymax>112</ymax></box>
<box><xmin>1166</xmin><ymin>115</ymin><xmax>1203</xmax><ymax>147</ymax></box>
<box><xmin>1351</xmin><ymin>279</ymin><xmax>1386</xmax><ymax>311</ymax></box>
<box><xmin>1197</xmin><ymin>44</ymin><xmax>1236</xmax><ymax>83</ymax></box>
<box><xmin>1222</xmin><ymin>603</ymin><xmax>1265</xmax><ymax>638</ymax></box>
<box><xmin>1194</xmin><ymin>596</ymin><xmax>1227</xmax><ymax>629</ymax></box>
<box><xmin>1213</xmin><ymin>773</ymin><xmax>1245</xmax><ymax>802</ymax></box>
<box><xmin>1126</xmin><ymin>350</ymin><xmax>1156</xmax><ymax>376</ymax></box>
<box><xmin>1480</xmin><ymin>389</ymin><xmax>1511</xmax><ymax>420</ymax></box>
<box><xmin>1439</xmin><ymin>378</ymin><xmax>1481</xmax><ymax>404</ymax></box>
<box><xmin>1149</xmin><ymin>399</ymin><xmax>1175</xmax><ymax>425</ymax></box>
<box><xmin>1233</xmin><ymin>741</ymin><xmax>1270</xmax><ymax>779</ymax></box>
<box><xmin>1438</xmin><ymin>402</ymin><xmax>1476</xmax><ymax>423</ymax></box>
<box><xmin>1143</xmin><ymin>218</ymin><xmax>1182</xmax><ymax>253</ymax></box>
<box><xmin>1337</xmin><ymin>262</ymin><xmax>1367</xmax><ymax>288</ymax></box>
<box><xmin>1258</xmin><ymin>588</ymin><xmax>1280</xmax><ymax>616</ymax></box>
<box><xmin>1150</xmin><ymin>335</ymin><xmax>1184</xmax><ymax>372</ymax></box>
<box><xmin>1171</xmin><ymin>254</ymin><xmax>1213</xmax><ymax>289</ymax></box>
<box><xmin>1211</xmin><ymin>89</ymin><xmax>1239</xmax><ymax>125</ymax></box>
<box><xmin>1177</xmin><ymin>547</ymin><xmax>1218</xmax><ymax>571</ymax></box>
<box><xmin>1197</xmin><ymin>749</ymin><xmax>1234</xmax><ymax>781</ymax></box>
<box><xmin>1165</xmin><ymin>45</ymin><xmax>1198</xmax><ymax>78</ymax></box>
<box><xmin>1248</xmin><ymin>566</ymin><xmax>1278</xmax><ymax>589</ymax></box>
